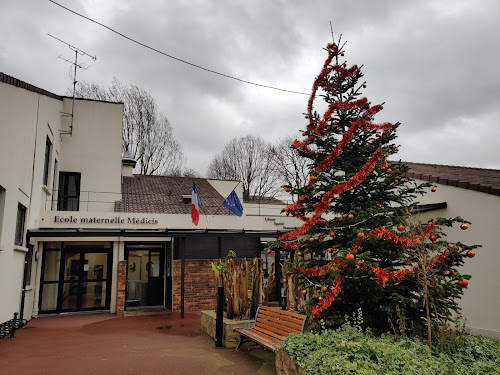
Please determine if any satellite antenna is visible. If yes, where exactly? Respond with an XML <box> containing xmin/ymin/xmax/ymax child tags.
<box><xmin>48</xmin><ymin>34</ymin><xmax>96</xmax><ymax>136</ymax></box>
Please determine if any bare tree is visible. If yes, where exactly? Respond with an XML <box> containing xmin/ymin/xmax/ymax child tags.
<box><xmin>74</xmin><ymin>78</ymin><xmax>186</xmax><ymax>175</ymax></box>
<box><xmin>207</xmin><ymin>135</ymin><xmax>280</xmax><ymax>201</ymax></box>
<box><xmin>270</xmin><ymin>136</ymin><xmax>310</xmax><ymax>202</ymax></box>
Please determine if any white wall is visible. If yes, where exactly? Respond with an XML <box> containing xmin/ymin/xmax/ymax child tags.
<box><xmin>0</xmin><ymin>79</ymin><xmax>123</xmax><ymax>321</ymax></box>
<box><xmin>415</xmin><ymin>182</ymin><xmax>500</xmax><ymax>338</ymax></box>
<box><xmin>59</xmin><ymin>98</ymin><xmax>123</xmax><ymax>212</ymax></box>
<box><xmin>0</xmin><ymin>82</ymin><xmax>63</xmax><ymax>321</ymax></box>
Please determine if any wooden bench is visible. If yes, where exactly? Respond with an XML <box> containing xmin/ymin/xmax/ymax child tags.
<box><xmin>234</xmin><ymin>305</ymin><xmax>307</xmax><ymax>352</ymax></box>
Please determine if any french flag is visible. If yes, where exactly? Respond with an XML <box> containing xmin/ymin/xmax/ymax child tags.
<box><xmin>191</xmin><ymin>183</ymin><xmax>202</xmax><ymax>226</ymax></box>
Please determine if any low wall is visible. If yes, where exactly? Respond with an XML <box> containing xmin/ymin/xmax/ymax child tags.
<box><xmin>275</xmin><ymin>348</ymin><xmax>306</xmax><ymax>375</ymax></box>
<box><xmin>201</xmin><ymin>310</ymin><xmax>255</xmax><ymax>348</ymax></box>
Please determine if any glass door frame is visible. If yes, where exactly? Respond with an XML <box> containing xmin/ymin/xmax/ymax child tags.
<box><xmin>125</xmin><ymin>242</ymin><xmax>168</xmax><ymax>310</ymax></box>
<box><xmin>39</xmin><ymin>242</ymin><xmax>113</xmax><ymax>314</ymax></box>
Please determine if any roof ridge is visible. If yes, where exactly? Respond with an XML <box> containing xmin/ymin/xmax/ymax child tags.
<box><xmin>1</xmin><ymin>72</ymin><xmax>62</xmax><ymax>101</ymax></box>
<box><xmin>401</xmin><ymin>161</ymin><xmax>500</xmax><ymax>172</ymax></box>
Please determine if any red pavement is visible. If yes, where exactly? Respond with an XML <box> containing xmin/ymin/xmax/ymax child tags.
<box><xmin>0</xmin><ymin>312</ymin><xmax>276</xmax><ymax>375</ymax></box>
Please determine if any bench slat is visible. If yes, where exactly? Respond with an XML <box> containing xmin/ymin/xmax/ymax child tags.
<box><xmin>254</xmin><ymin>322</ymin><xmax>291</xmax><ymax>339</ymax></box>
<box><xmin>234</xmin><ymin>305</ymin><xmax>307</xmax><ymax>353</ymax></box>
<box><xmin>258</xmin><ymin>309</ymin><xmax>305</xmax><ymax>327</ymax></box>
<box><xmin>259</xmin><ymin>305</ymin><xmax>306</xmax><ymax>320</ymax></box>
<box><xmin>257</xmin><ymin>314</ymin><xmax>303</xmax><ymax>332</ymax></box>
<box><xmin>252</xmin><ymin>325</ymin><xmax>287</xmax><ymax>340</ymax></box>
<box><xmin>255</xmin><ymin>319</ymin><xmax>300</xmax><ymax>334</ymax></box>
<box><xmin>235</xmin><ymin>328</ymin><xmax>281</xmax><ymax>351</ymax></box>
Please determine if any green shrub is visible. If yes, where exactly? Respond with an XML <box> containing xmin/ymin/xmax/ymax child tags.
<box><xmin>281</xmin><ymin>325</ymin><xmax>500</xmax><ymax>375</ymax></box>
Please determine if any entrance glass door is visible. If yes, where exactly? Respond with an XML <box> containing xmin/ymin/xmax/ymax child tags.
<box><xmin>40</xmin><ymin>242</ymin><xmax>112</xmax><ymax>313</ymax></box>
<box><xmin>125</xmin><ymin>244</ymin><xmax>165</xmax><ymax>308</ymax></box>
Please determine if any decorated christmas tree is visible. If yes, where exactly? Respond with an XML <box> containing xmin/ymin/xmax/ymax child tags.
<box><xmin>274</xmin><ymin>36</ymin><xmax>479</xmax><ymax>336</ymax></box>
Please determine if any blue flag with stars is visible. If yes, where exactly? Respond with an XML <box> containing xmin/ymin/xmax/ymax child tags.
<box><xmin>223</xmin><ymin>190</ymin><xmax>243</xmax><ymax>216</ymax></box>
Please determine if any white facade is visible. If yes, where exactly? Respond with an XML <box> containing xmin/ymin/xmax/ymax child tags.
<box><xmin>414</xmin><ymin>182</ymin><xmax>500</xmax><ymax>339</ymax></box>
<box><xmin>0</xmin><ymin>73</ymin><xmax>301</xmax><ymax>322</ymax></box>
<box><xmin>0</xmin><ymin>74</ymin><xmax>123</xmax><ymax>321</ymax></box>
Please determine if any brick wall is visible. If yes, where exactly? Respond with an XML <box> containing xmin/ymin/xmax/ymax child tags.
<box><xmin>172</xmin><ymin>259</ymin><xmax>218</xmax><ymax>312</ymax></box>
<box><xmin>116</xmin><ymin>260</ymin><xmax>127</xmax><ymax>317</ymax></box>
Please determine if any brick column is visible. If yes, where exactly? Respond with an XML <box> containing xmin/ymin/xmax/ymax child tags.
<box><xmin>116</xmin><ymin>260</ymin><xmax>127</xmax><ymax>317</ymax></box>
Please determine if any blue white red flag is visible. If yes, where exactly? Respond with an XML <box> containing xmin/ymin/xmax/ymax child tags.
<box><xmin>191</xmin><ymin>183</ymin><xmax>202</xmax><ymax>226</ymax></box>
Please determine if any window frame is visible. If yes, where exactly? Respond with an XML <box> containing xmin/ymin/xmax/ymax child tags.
<box><xmin>57</xmin><ymin>172</ymin><xmax>81</xmax><ymax>211</ymax></box>
<box><xmin>15</xmin><ymin>203</ymin><xmax>26</xmax><ymax>246</ymax></box>
<box><xmin>43</xmin><ymin>136</ymin><xmax>52</xmax><ymax>187</ymax></box>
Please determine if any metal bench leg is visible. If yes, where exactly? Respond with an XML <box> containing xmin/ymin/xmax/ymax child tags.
<box><xmin>235</xmin><ymin>335</ymin><xmax>246</xmax><ymax>351</ymax></box>
<box><xmin>9</xmin><ymin>313</ymin><xmax>17</xmax><ymax>339</ymax></box>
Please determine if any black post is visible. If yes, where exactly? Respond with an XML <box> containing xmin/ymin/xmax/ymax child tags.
<box><xmin>217</xmin><ymin>237</ymin><xmax>222</xmax><ymax>259</ymax></box>
<box><xmin>10</xmin><ymin>312</ymin><xmax>17</xmax><ymax>338</ymax></box>
<box><xmin>275</xmin><ymin>248</ymin><xmax>281</xmax><ymax>307</ymax></box>
<box><xmin>180</xmin><ymin>237</ymin><xmax>185</xmax><ymax>319</ymax></box>
<box><xmin>215</xmin><ymin>286</ymin><xmax>224</xmax><ymax>348</ymax></box>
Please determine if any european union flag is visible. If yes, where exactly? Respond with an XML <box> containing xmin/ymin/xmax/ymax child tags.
<box><xmin>223</xmin><ymin>190</ymin><xmax>243</xmax><ymax>216</ymax></box>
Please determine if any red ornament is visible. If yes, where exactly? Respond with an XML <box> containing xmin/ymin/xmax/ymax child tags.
<box><xmin>302</xmin><ymin>289</ymin><xmax>307</xmax><ymax>295</ymax></box>
<box><xmin>282</xmin><ymin>278</ymin><xmax>287</xmax><ymax>284</ymax></box>
<box><xmin>297</xmin><ymin>287</ymin><xmax>301</xmax><ymax>292</ymax></box>
<box><xmin>329</xmin><ymin>231</ymin><xmax>335</xmax><ymax>237</ymax></box>
<box><xmin>430</xmin><ymin>235</ymin><xmax>437</xmax><ymax>242</ymax></box>
<box><xmin>395</xmin><ymin>180</ymin><xmax>398</xmax><ymax>184</ymax></box>
<box><xmin>309</xmin><ymin>237</ymin><xmax>314</xmax><ymax>242</ymax></box>
<box><xmin>310</xmin><ymin>175</ymin><xmax>316</xmax><ymax>182</ymax></box>
<box><xmin>458</xmin><ymin>279</ymin><xmax>468</xmax><ymax>288</ymax></box>
<box><xmin>266</xmin><ymin>249</ymin><xmax>272</xmax><ymax>254</ymax></box>
<box><xmin>404</xmin><ymin>178</ymin><xmax>409</xmax><ymax>182</ymax></box>
<box><xmin>345</xmin><ymin>253</ymin><xmax>355</xmax><ymax>262</ymax></box>
<box><xmin>363</xmin><ymin>84</ymin><xmax>367</xmax><ymax>88</ymax></box>
<box><xmin>285</xmin><ymin>187</ymin><xmax>291</xmax><ymax>192</ymax></box>
<box><xmin>452</xmin><ymin>245</ymin><xmax>459</xmax><ymax>251</ymax></box>
<box><xmin>348</xmin><ymin>213</ymin><xmax>354</xmax><ymax>220</ymax></box>
<box><xmin>357</xmin><ymin>232</ymin><xmax>365</xmax><ymax>239</ymax></box>
<box><xmin>322</xmin><ymin>286</ymin><xmax>328</xmax><ymax>292</ymax></box>
<box><xmin>431</xmin><ymin>187</ymin><xmax>437</xmax><ymax>192</ymax></box>
<box><xmin>460</xmin><ymin>223</ymin><xmax>468</xmax><ymax>230</ymax></box>
<box><xmin>397</xmin><ymin>224</ymin><xmax>405</xmax><ymax>232</ymax></box>
<box><xmin>466</xmin><ymin>250</ymin><xmax>475</xmax><ymax>258</ymax></box>
<box><xmin>318</xmin><ymin>296</ymin><xmax>323</xmax><ymax>301</ymax></box>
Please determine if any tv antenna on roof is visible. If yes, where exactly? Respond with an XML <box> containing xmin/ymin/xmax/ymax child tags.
<box><xmin>48</xmin><ymin>33</ymin><xmax>97</xmax><ymax>136</ymax></box>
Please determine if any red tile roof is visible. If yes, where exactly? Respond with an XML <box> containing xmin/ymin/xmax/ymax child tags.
<box><xmin>403</xmin><ymin>162</ymin><xmax>500</xmax><ymax>196</ymax></box>
<box><xmin>115</xmin><ymin>175</ymin><xmax>232</xmax><ymax>215</ymax></box>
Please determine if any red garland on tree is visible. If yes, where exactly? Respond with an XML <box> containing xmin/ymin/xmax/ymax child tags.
<box><xmin>274</xmin><ymin>37</ymin><xmax>477</xmax><ymax>328</ymax></box>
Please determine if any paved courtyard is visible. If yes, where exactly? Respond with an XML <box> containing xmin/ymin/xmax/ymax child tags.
<box><xmin>0</xmin><ymin>312</ymin><xmax>276</xmax><ymax>375</ymax></box>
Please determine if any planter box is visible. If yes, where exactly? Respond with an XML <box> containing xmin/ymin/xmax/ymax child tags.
<box><xmin>275</xmin><ymin>348</ymin><xmax>307</xmax><ymax>375</ymax></box>
<box><xmin>201</xmin><ymin>310</ymin><xmax>255</xmax><ymax>348</ymax></box>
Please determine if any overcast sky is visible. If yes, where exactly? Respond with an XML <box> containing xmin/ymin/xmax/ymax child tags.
<box><xmin>1</xmin><ymin>0</ymin><xmax>499</xmax><ymax>175</ymax></box>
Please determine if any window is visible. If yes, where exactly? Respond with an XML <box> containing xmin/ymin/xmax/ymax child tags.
<box><xmin>57</xmin><ymin>172</ymin><xmax>81</xmax><ymax>211</ymax></box>
<box><xmin>51</xmin><ymin>159</ymin><xmax>58</xmax><ymax>210</ymax></box>
<box><xmin>24</xmin><ymin>245</ymin><xmax>34</xmax><ymax>287</ymax></box>
<box><xmin>43</xmin><ymin>136</ymin><xmax>52</xmax><ymax>186</ymax></box>
<box><xmin>15</xmin><ymin>203</ymin><xmax>26</xmax><ymax>246</ymax></box>
<box><xmin>0</xmin><ymin>186</ymin><xmax>5</xmax><ymax>245</ymax></box>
